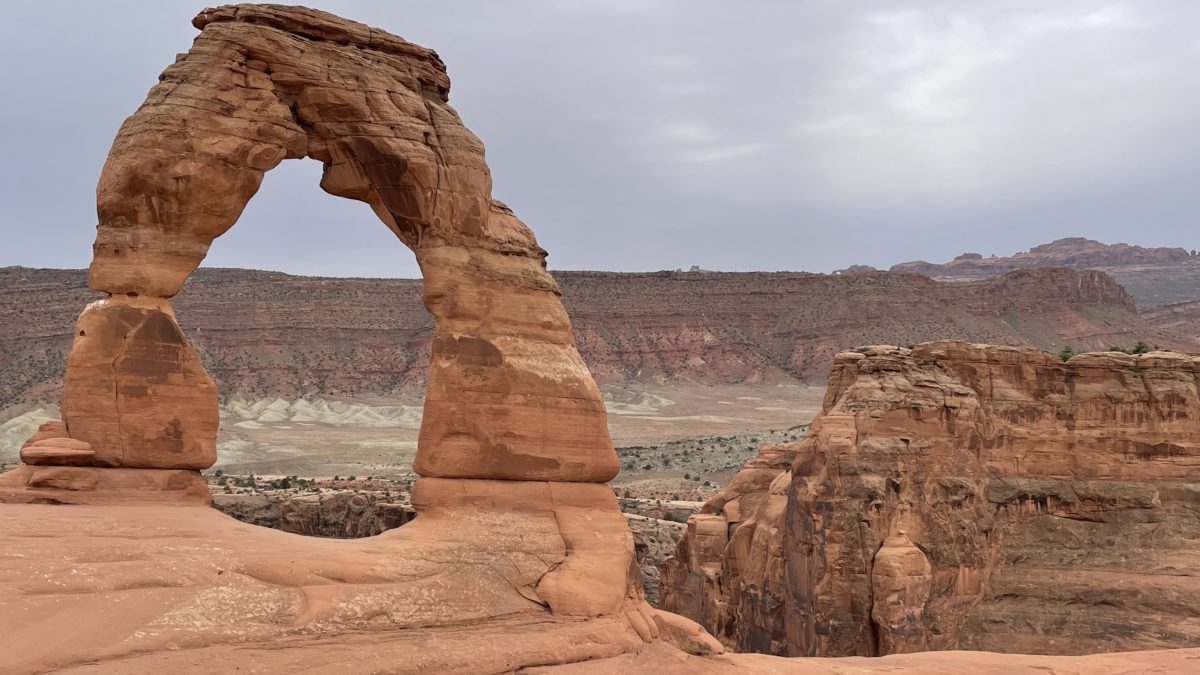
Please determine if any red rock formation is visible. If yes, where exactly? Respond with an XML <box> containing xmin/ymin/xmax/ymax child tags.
<box><xmin>0</xmin><ymin>6</ymin><xmax>657</xmax><ymax>669</ymax></box>
<box><xmin>11</xmin><ymin>1</ymin><xmax>619</xmax><ymax>484</ymax></box>
<box><xmin>62</xmin><ymin>296</ymin><xmax>218</xmax><ymax>469</ymax></box>
<box><xmin>1</xmin><ymin>5</ymin><xmax>1197</xmax><ymax>673</ymax></box>
<box><xmin>870</xmin><ymin>532</ymin><xmax>932</xmax><ymax>655</ymax></box>
<box><xmin>661</xmin><ymin>341</ymin><xmax>1200</xmax><ymax>657</ymax></box>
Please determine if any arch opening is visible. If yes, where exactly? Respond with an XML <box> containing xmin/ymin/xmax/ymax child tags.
<box><xmin>189</xmin><ymin>158</ymin><xmax>430</xmax><ymax>537</ymax></box>
<box><xmin>201</xmin><ymin>158</ymin><xmax>421</xmax><ymax>278</ymax></box>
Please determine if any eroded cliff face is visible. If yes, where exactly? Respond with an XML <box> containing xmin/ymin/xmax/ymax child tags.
<box><xmin>6</xmin><ymin>266</ymin><xmax>1192</xmax><ymax>412</ymax></box>
<box><xmin>660</xmin><ymin>341</ymin><xmax>1200</xmax><ymax>656</ymax></box>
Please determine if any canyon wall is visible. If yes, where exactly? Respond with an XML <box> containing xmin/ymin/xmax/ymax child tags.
<box><xmin>660</xmin><ymin>341</ymin><xmax>1200</xmax><ymax>656</ymax></box>
<box><xmin>4</xmin><ymin>266</ymin><xmax>1189</xmax><ymax>410</ymax></box>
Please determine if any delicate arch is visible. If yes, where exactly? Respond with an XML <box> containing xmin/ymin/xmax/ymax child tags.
<box><xmin>61</xmin><ymin>4</ymin><xmax>618</xmax><ymax>482</ymax></box>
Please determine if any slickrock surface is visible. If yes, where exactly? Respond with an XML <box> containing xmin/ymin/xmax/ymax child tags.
<box><xmin>2</xmin><ymin>504</ymin><xmax>1197</xmax><ymax>674</ymax></box>
<box><xmin>891</xmin><ymin>237</ymin><xmax>1200</xmax><ymax>307</ymax></box>
<box><xmin>4</xmin><ymin>265</ymin><xmax>1191</xmax><ymax>411</ymax></box>
<box><xmin>661</xmin><ymin>341</ymin><xmax>1200</xmax><ymax>657</ymax></box>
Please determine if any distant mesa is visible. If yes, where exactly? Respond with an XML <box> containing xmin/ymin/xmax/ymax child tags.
<box><xmin>833</xmin><ymin>264</ymin><xmax>879</xmax><ymax>274</ymax></box>
<box><xmin>889</xmin><ymin>237</ymin><xmax>1200</xmax><ymax>307</ymax></box>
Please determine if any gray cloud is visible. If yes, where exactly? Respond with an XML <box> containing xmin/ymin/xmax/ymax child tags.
<box><xmin>2</xmin><ymin>1</ymin><xmax>1197</xmax><ymax>277</ymax></box>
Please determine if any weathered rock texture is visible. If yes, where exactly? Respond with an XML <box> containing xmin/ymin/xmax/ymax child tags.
<box><xmin>1145</xmin><ymin>298</ymin><xmax>1200</xmax><ymax>342</ymax></box>
<box><xmin>2</xmin><ymin>503</ymin><xmax>1197</xmax><ymax>673</ymax></box>
<box><xmin>625</xmin><ymin>512</ymin><xmax>688</xmax><ymax>607</ymax></box>
<box><xmin>661</xmin><ymin>341</ymin><xmax>1200</xmax><ymax>657</ymax></box>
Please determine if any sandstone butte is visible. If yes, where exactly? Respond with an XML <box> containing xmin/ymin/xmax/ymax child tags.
<box><xmin>0</xmin><ymin>4</ymin><xmax>1197</xmax><ymax>674</ymax></box>
<box><xmin>661</xmin><ymin>341</ymin><xmax>1200</xmax><ymax>659</ymax></box>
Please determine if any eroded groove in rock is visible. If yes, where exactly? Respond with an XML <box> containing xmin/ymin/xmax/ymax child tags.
<box><xmin>660</xmin><ymin>340</ymin><xmax>1200</xmax><ymax>657</ymax></box>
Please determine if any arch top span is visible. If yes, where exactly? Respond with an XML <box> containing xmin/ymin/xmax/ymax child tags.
<box><xmin>94</xmin><ymin>3</ymin><xmax>492</xmax><ymax>297</ymax></box>
<box><xmin>58</xmin><ymin>3</ymin><xmax>619</xmax><ymax>483</ymax></box>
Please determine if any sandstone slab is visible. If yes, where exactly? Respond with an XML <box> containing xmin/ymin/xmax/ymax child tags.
<box><xmin>19</xmin><ymin>438</ymin><xmax>94</xmax><ymax>466</ymax></box>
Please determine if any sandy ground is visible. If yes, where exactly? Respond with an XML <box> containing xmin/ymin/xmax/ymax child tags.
<box><xmin>211</xmin><ymin>383</ymin><xmax>823</xmax><ymax>477</ymax></box>
<box><xmin>0</xmin><ymin>383</ymin><xmax>825</xmax><ymax>478</ymax></box>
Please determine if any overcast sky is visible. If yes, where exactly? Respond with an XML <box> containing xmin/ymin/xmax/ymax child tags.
<box><xmin>1</xmin><ymin>1</ymin><xmax>1197</xmax><ymax>278</ymax></box>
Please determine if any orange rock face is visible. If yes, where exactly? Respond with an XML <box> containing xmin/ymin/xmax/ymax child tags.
<box><xmin>62</xmin><ymin>296</ymin><xmax>218</xmax><ymax>469</ymax></box>
<box><xmin>661</xmin><ymin>341</ymin><xmax>1200</xmax><ymax>656</ymax></box>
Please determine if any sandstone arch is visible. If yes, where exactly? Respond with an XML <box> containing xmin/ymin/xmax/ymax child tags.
<box><xmin>0</xmin><ymin>4</ymin><xmax>659</xmax><ymax>654</ymax></box>
<box><xmin>62</xmin><ymin>4</ymin><xmax>618</xmax><ymax>483</ymax></box>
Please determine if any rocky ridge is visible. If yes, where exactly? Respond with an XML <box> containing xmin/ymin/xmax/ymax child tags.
<box><xmin>4</xmin><ymin>265</ymin><xmax>1189</xmax><ymax>411</ymax></box>
<box><xmin>891</xmin><ymin>237</ymin><xmax>1200</xmax><ymax>307</ymax></box>
<box><xmin>661</xmin><ymin>341</ymin><xmax>1200</xmax><ymax>657</ymax></box>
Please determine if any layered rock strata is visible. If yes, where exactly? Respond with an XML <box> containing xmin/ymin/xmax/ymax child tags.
<box><xmin>661</xmin><ymin>341</ymin><xmax>1200</xmax><ymax>656</ymax></box>
<box><xmin>5</xmin><ymin>265</ymin><xmax>1193</xmax><ymax>413</ymax></box>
